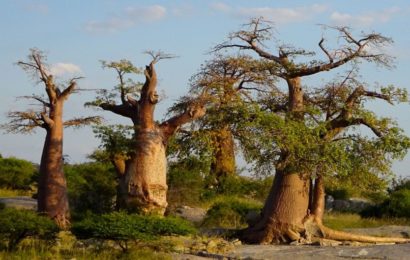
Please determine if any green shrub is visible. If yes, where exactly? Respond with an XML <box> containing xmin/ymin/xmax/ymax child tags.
<box><xmin>167</xmin><ymin>158</ymin><xmax>206</xmax><ymax>207</ymax></box>
<box><xmin>0</xmin><ymin>208</ymin><xmax>59</xmax><ymax>251</ymax></box>
<box><xmin>65</xmin><ymin>162</ymin><xmax>117</xmax><ymax>218</ymax></box>
<box><xmin>0</xmin><ymin>157</ymin><xmax>37</xmax><ymax>190</ymax></box>
<box><xmin>326</xmin><ymin>188</ymin><xmax>351</xmax><ymax>200</ymax></box>
<box><xmin>381</xmin><ymin>189</ymin><xmax>410</xmax><ymax>218</ymax></box>
<box><xmin>202</xmin><ymin>198</ymin><xmax>262</xmax><ymax>228</ymax></box>
<box><xmin>361</xmin><ymin>180</ymin><xmax>410</xmax><ymax>218</ymax></box>
<box><xmin>391</xmin><ymin>178</ymin><xmax>410</xmax><ymax>192</ymax></box>
<box><xmin>72</xmin><ymin>212</ymin><xmax>196</xmax><ymax>251</ymax></box>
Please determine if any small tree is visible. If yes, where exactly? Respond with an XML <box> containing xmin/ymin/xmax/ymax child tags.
<box><xmin>87</xmin><ymin>52</ymin><xmax>206</xmax><ymax>214</ymax></box>
<box><xmin>0</xmin><ymin>208</ymin><xmax>59</xmax><ymax>251</ymax></box>
<box><xmin>170</xmin><ymin>54</ymin><xmax>276</xmax><ymax>186</ymax></box>
<box><xmin>1</xmin><ymin>49</ymin><xmax>100</xmax><ymax>228</ymax></box>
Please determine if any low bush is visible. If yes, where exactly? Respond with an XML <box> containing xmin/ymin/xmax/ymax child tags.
<box><xmin>202</xmin><ymin>197</ymin><xmax>262</xmax><ymax>228</ymax></box>
<box><xmin>167</xmin><ymin>158</ymin><xmax>206</xmax><ymax>207</ymax></box>
<box><xmin>0</xmin><ymin>157</ymin><xmax>37</xmax><ymax>190</ymax></box>
<box><xmin>65</xmin><ymin>162</ymin><xmax>117</xmax><ymax>218</ymax></box>
<box><xmin>71</xmin><ymin>212</ymin><xmax>196</xmax><ymax>251</ymax></box>
<box><xmin>0</xmin><ymin>208</ymin><xmax>59</xmax><ymax>251</ymax></box>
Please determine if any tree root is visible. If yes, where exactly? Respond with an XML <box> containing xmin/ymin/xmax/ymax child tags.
<box><xmin>242</xmin><ymin>217</ymin><xmax>410</xmax><ymax>245</ymax></box>
<box><xmin>304</xmin><ymin>218</ymin><xmax>410</xmax><ymax>244</ymax></box>
<box><xmin>317</xmin><ymin>223</ymin><xmax>410</xmax><ymax>244</ymax></box>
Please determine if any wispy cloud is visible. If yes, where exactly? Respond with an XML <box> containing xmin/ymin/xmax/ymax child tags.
<box><xmin>210</xmin><ymin>3</ymin><xmax>328</xmax><ymax>24</ymax></box>
<box><xmin>50</xmin><ymin>63</ymin><xmax>82</xmax><ymax>76</ymax></box>
<box><xmin>330</xmin><ymin>7</ymin><xmax>401</xmax><ymax>27</ymax></box>
<box><xmin>85</xmin><ymin>5</ymin><xmax>166</xmax><ymax>33</ymax></box>
<box><xmin>24</xmin><ymin>3</ymin><xmax>49</xmax><ymax>14</ymax></box>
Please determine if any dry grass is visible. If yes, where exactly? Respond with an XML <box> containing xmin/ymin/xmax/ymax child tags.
<box><xmin>324</xmin><ymin>212</ymin><xmax>410</xmax><ymax>230</ymax></box>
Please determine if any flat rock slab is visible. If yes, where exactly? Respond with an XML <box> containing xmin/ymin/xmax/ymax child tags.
<box><xmin>0</xmin><ymin>196</ymin><xmax>37</xmax><ymax>210</ymax></box>
<box><xmin>226</xmin><ymin>243</ymin><xmax>410</xmax><ymax>260</ymax></box>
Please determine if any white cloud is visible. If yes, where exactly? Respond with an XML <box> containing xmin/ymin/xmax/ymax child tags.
<box><xmin>85</xmin><ymin>5</ymin><xmax>166</xmax><ymax>33</ymax></box>
<box><xmin>50</xmin><ymin>63</ymin><xmax>82</xmax><ymax>76</ymax></box>
<box><xmin>125</xmin><ymin>5</ymin><xmax>166</xmax><ymax>22</ymax></box>
<box><xmin>210</xmin><ymin>2</ymin><xmax>231</xmax><ymax>12</ymax></box>
<box><xmin>171</xmin><ymin>4</ymin><xmax>195</xmax><ymax>17</ymax></box>
<box><xmin>210</xmin><ymin>3</ymin><xmax>328</xmax><ymax>24</ymax></box>
<box><xmin>330</xmin><ymin>7</ymin><xmax>401</xmax><ymax>27</ymax></box>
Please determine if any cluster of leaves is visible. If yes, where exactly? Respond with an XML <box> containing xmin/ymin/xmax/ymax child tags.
<box><xmin>0</xmin><ymin>157</ymin><xmax>37</xmax><ymax>190</ymax></box>
<box><xmin>85</xmin><ymin>59</ymin><xmax>142</xmax><ymax>108</ymax></box>
<box><xmin>90</xmin><ymin>124</ymin><xmax>135</xmax><ymax>162</ymax></box>
<box><xmin>0</xmin><ymin>208</ymin><xmax>59</xmax><ymax>251</ymax></box>
<box><xmin>202</xmin><ymin>197</ymin><xmax>262</xmax><ymax>228</ymax></box>
<box><xmin>72</xmin><ymin>212</ymin><xmax>196</xmax><ymax>250</ymax></box>
<box><xmin>65</xmin><ymin>162</ymin><xmax>117</xmax><ymax>218</ymax></box>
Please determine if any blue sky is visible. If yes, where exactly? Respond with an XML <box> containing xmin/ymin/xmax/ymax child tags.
<box><xmin>1</xmin><ymin>0</ymin><xmax>410</xmax><ymax>176</ymax></box>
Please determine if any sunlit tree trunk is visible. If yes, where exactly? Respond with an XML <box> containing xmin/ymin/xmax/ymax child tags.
<box><xmin>37</xmin><ymin>102</ymin><xmax>70</xmax><ymax>229</ymax></box>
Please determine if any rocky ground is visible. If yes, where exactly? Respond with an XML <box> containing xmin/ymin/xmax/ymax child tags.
<box><xmin>2</xmin><ymin>199</ymin><xmax>410</xmax><ymax>259</ymax></box>
<box><xmin>173</xmin><ymin>226</ymin><xmax>410</xmax><ymax>260</ymax></box>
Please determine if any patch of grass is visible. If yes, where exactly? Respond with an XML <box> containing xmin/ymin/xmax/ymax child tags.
<box><xmin>0</xmin><ymin>188</ymin><xmax>32</xmax><ymax>197</ymax></box>
<box><xmin>0</xmin><ymin>246</ymin><xmax>172</xmax><ymax>260</ymax></box>
<box><xmin>199</xmin><ymin>195</ymin><xmax>262</xmax><ymax>209</ymax></box>
<box><xmin>323</xmin><ymin>212</ymin><xmax>410</xmax><ymax>230</ymax></box>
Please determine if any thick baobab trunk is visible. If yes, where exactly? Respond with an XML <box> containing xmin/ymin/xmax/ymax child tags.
<box><xmin>243</xmin><ymin>169</ymin><xmax>310</xmax><ymax>244</ymax></box>
<box><xmin>37</xmin><ymin>103</ymin><xmax>70</xmax><ymax>229</ymax></box>
<box><xmin>210</xmin><ymin>127</ymin><xmax>236</xmax><ymax>184</ymax></box>
<box><xmin>243</xmin><ymin>170</ymin><xmax>410</xmax><ymax>244</ymax></box>
<box><xmin>122</xmin><ymin>127</ymin><xmax>168</xmax><ymax>214</ymax></box>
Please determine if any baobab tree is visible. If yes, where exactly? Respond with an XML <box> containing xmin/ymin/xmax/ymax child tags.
<box><xmin>2</xmin><ymin>49</ymin><xmax>100</xmax><ymax>228</ymax></box>
<box><xmin>215</xmin><ymin>19</ymin><xmax>410</xmax><ymax>244</ymax></box>
<box><xmin>170</xmin><ymin>54</ymin><xmax>276</xmax><ymax>186</ymax></box>
<box><xmin>87</xmin><ymin>52</ymin><xmax>206</xmax><ymax>214</ymax></box>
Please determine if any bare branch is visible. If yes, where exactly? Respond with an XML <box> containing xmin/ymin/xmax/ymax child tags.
<box><xmin>18</xmin><ymin>95</ymin><xmax>51</xmax><ymax>107</ymax></box>
<box><xmin>143</xmin><ymin>50</ymin><xmax>177</xmax><ymax>65</ymax></box>
<box><xmin>160</xmin><ymin>100</ymin><xmax>206</xmax><ymax>142</ymax></box>
<box><xmin>318</xmin><ymin>38</ymin><xmax>333</xmax><ymax>63</ymax></box>
<box><xmin>1</xmin><ymin>110</ymin><xmax>46</xmax><ymax>133</ymax></box>
<box><xmin>59</xmin><ymin>77</ymin><xmax>83</xmax><ymax>100</ymax></box>
<box><xmin>63</xmin><ymin>116</ymin><xmax>102</xmax><ymax>128</ymax></box>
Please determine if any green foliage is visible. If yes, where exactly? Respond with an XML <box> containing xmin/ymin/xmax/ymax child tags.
<box><xmin>91</xmin><ymin>124</ymin><xmax>135</xmax><ymax>161</ymax></box>
<box><xmin>0</xmin><ymin>208</ymin><xmax>58</xmax><ymax>251</ymax></box>
<box><xmin>65</xmin><ymin>162</ymin><xmax>117</xmax><ymax>217</ymax></box>
<box><xmin>203</xmin><ymin>175</ymin><xmax>272</xmax><ymax>202</ymax></box>
<box><xmin>390</xmin><ymin>178</ymin><xmax>410</xmax><ymax>192</ymax></box>
<box><xmin>202</xmin><ymin>197</ymin><xmax>262</xmax><ymax>228</ymax></box>
<box><xmin>167</xmin><ymin>157</ymin><xmax>208</xmax><ymax>207</ymax></box>
<box><xmin>380</xmin><ymin>189</ymin><xmax>410</xmax><ymax>218</ymax></box>
<box><xmin>0</xmin><ymin>157</ymin><xmax>37</xmax><ymax>190</ymax></box>
<box><xmin>85</xmin><ymin>59</ymin><xmax>142</xmax><ymax>108</ymax></box>
<box><xmin>72</xmin><ymin>212</ymin><xmax>196</xmax><ymax>250</ymax></box>
<box><xmin>361</xmin><ymin>178</ymin><xmax>410</xmax><ymax>218</ymax></box>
